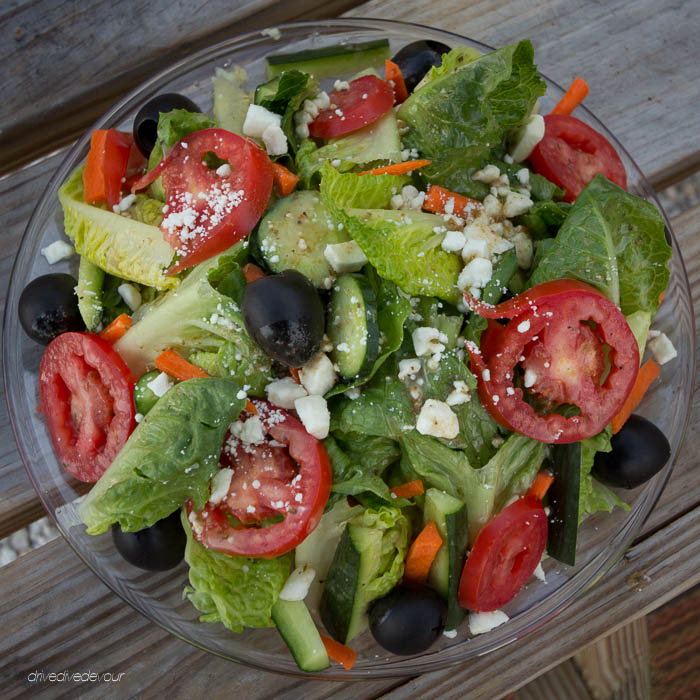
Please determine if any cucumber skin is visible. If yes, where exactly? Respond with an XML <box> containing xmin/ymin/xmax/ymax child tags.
<box><xmin>547</xmin><ymin>443</ymin><xmax>582</xmax><ymax>566</ymax></box>
<box><xmin>271</xmin><ymin>599</ymin><xmax>330</xmax><ymax>673</ymax></box>
<box><xmin>76</xmin><ymin>257</ymin><xmax>105</xmax><ymax>331</ymax></box>
<box><xmin>133</xmin><ymin>370</ymin><xmax>160</xmax><ymax>416</ymax></box>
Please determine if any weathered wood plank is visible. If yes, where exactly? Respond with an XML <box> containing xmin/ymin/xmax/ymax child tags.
<box><xmin>345</xmin><ymin>0</ymin><xmax>700</xmax><ymax>190</ymax></box>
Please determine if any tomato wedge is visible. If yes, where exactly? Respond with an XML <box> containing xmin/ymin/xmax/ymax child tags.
<box><xmin>132</xmin><ymin>128</ymin><xmax>273</xmax><ymax>274</ymax></box>
<box><xmin>39</xmin><ymin>332</ymin><xmax>136</xmax><ymax>482</ymax></box>
<box><xmin>308</xmin><ymin>75</ymin><xmax>394</xmax><ymax>138</ymax></box>
<box><xmin>464</xmin><ymin>279</ymin><xmax>639</xmax><ymax>443</ymax></box>
<box><xmin>529</xmin><ymin>114</ymin><xmax>627</xmax><ymax>202</ymax></box>
<box><xmin>459</xmin><ymin>495</ymin><xmax>547</xmax><ymax>612</ymax></box>
<box><xmin>188</xmin><ymin>401</ymin><xmax>331</xmax><ymax>559</ymax></box>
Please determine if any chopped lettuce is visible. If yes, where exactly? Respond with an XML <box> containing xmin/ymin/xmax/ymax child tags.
<box><xmin>319</xmin><ymin>164</ymin><xmax>406</xmax><ymax>209</ymax></box>
<box><xmin>398</xmin><ymin>40</ymin><xmax>546</xmax><ymax>198</ymax></box>
<box><xmin>182</xmin><ymin>511</ymin><xmax>291</xmax><ymax>633</ymax></box>
<box><xmin>125</xmin><ymin>194</ymin><xmax>165</xmax><ymax>227</ymax></box>
<box><xmin>80</xmin><ymin>378</ymin><xmax>246</xmax><ymax>534</ymax></box>
<box><xmin>213</xmin><ymin>66</ymin><xmax>251</xmax><ymax>134</ymax></box>
<box><xmin>58</xmin><ymin>167</ymin><xmax>176</xmax><ymax>289</ymax></box>
<box><xmin>529</xmin><ymin>174</ymin><xmax>671</xmax><ymax>317</ymax></box>
<box><xmin>413</xmin><ymin>45</ymin><xmax>482</xmax><ymax>91</ymax></box>
<box><xmin>513</xmin><ymin>200</ymin><xmax>571</xmax><ymax>239</ymax></box>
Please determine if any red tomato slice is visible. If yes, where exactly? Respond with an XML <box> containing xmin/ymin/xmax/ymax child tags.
<box><xmin>39</xmin><ymin>332</ymin><xmax>136</xmax><ymax>482</ymax></box>
<box><xmin>308</xmin><ymin>75</ymin><xmax>394</xmax><ymax>138</ymax></box>
<box><xmin>529</xmin><ymin>114</ymin><xmax>627</xmax><ymax>202</ymax></box>
<box><xmin>459</xmin><ymin>495</ymin><xmax>547</xmax><ymax>612</ymax></box>
<box><xmin>132</xmin><ymin>128</ymin><xmax>273</xmax><ymax>274</ymax></box>
<box><xmin>464</xmin><ymin>280</ymin><xmax>639</xmax><ymax>443</ymax></box>
<box><xmin>189</xmin><ymin>401</ymin><xmax>332</xmax><ymax>559</ymax></box>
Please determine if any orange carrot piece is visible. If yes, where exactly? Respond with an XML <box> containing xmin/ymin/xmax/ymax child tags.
<box><xmin>288</xmin><ymin>367</ymin><xmax>301</xmax><ymax>384</ymax></box>
<box><xmin>155</xmin><ymin>348</ymin><xmax>210</xmax><ymax>381</ymax></box>
<box><xmin>422</xmin><ymin>184</ymin><xmax>482</xmax><ymax>219</ymax></box>
<box><xmin>611</xmin><ymin>359</ymin><xmax>660</xmax><ymax>434</ymax></box>
<box><xmin>390</xmin><ymin>479</ymin><xmax>425</xmax><ymax>499</ymax></box>
<box><xmin>385</xmin><ymin>59</ymin><xmax>408</xmax><ymax>104</ymax></box>
<box><xmin>245</xmin><ymin>399</ymin><xmax>258</xmax><ymax>415</ymax></box>
<box><xmin>358</xmin><ymin>159</ymin><xmax>432</xmax><ymax>176</ymax></box>
<box><xmin>659</xmin><ymin>291</ymin><xmax>665</xmax><ymax>304</ymax></box>
<box><xmin>527</xmin><ymin>471</ymin><xmax>554</xmax><ymax>501</ymax></box>
<box><xmin>320</xmin><ymin>634</ymin><xmax>357</xmax><ymax>670</ymax></box>
<box><xmin>271</xmin><ymin>162</ymin><xmax>300</xmax><ymax>197</ymax></box>
<box><xmin>551</xmin><ymin>77</ymin><xmax>589</xmax><ymax>116</ymax></box>
<box><xmin>242</xmin><ymin>262</ymin><xmax>266</xmax><ymax>283</ymax></box>
<box><xmin>99</xmin><ymin>313</ymin><xmax>132</xmax><ymax>343</ymax></box>
<box><xmin>404</xmin><ymin>520</ymin><xmax>443</xmax><ymax>584</ymax></box>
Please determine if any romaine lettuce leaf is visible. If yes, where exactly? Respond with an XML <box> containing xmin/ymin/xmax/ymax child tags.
<box><xmin>320</xmin><ymin>165</ymin><xmax>406</xmax><ymax>209</ymax></box>
<box><xmin>413</xmin><ymin>46</ymin><xmax>482</xmax><ymax>91</ymax></box>
<box><xmin>528</xmin><ymin>174</ymin><xmax>671</xmax><ymax>317</ymax></box>
<box><xmin>513</xmin><ymin>200</ymin><xmax>571</xmax><ymax>239</ymax></box>
<box><xmin>182</xmin><ymin>511</ymin><xmax>291</xmax><ymax>633</ymax></box>
<box><xmin>397</xmin><ymin>40</ymin><xmax>546</xmax><ymax>198</ymax></box>
<box><xmin>80</xmin><ymin>378</ymin><xmax>246</xmax><ymax>534</ymax></box>
<box><xmin>213</xmin><ymin>66</ymin><xmax>251</xmax><ymax>135</ymax></box>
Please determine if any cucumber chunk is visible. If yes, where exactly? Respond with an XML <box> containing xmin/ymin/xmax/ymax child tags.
<box><xmin>133</xmin><ymin>369</ymin><xmax>160</xmax><ymax>416</ymax></box>
<box><xmin>256</xmin><ymin>190</ymin><xmax>349</xmax><ymax>287</ymax></box>
<box><xmin>266</xmin><ymin>39</ymin><xmax>390</xmax><ymax>79</ymax></box>
<box><xmin>547</xmin><ymin>443</ymin><xmax>582</xmax><ymax>566</ymax></box>
<box><xmin>76</xmin><ymin>257</ymin><xmax>105</xmax><ymax>331</ymax></box>
<box><xmin>327</xmin><ymin>273</ymin><xmax>379</xmax><ymax>380</ymax></box>
<box><xmin>271</xmin><ymin>598</ymin><xmax>330</xmax><ymax>672</ymax></box>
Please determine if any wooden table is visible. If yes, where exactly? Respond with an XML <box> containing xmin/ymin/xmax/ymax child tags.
<box><xmin>1</xmin><ymin>1</ymin><xmax>698</xmax><ymax>697</ymax></box>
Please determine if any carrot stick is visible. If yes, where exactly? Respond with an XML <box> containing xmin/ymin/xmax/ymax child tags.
<box><xmin>155</xmin><ymin>348</ymin><xmax>210</xmax><ymax>381</ymax></box>
<box><xmin>390</xmin><ymin>479</ymin><xmax>425</xmax><ymax>499</ymax></box>
<box><xmin>385</xmin><ymin>59</ymin><xmax>408</xmax><ymax>104</ymax></box>
<box><xmin>358</xmin><ymin>159</ymin><xmax>431</xmax><ymax>176</ymax></box>
<box><xmin>271</xmin><ymin>162</ymin><xmax>299</xmax><ymax>197</ymax></box>
<box><xmin>245</xmin><ymin>400</ymin><xmax>258</xmax><ymax>415</ymax></box>
<box><xmin>422</xmin><ymin>184</ymin><xmax>482</xmax><ymax>219</ymax></box>
<box><xmin>242</xmin><ymin>262</ymin><xmax>266</xmax><ymax>283</ymax></box>
<box><xmin>99</xmin><ymin>313</ymin><xmax>132</xmax><ymax>343</ymax></box>
<box><xmin>320</xmin><ymin>634</ymin><xmax>357</xmax><ymax>670</ymax></box>
<box><xmin>611</xmin><ymin>359</ymin><xmax>660</xmax><ymax>434</ymax></box>
<box><xmin>659</xmin><ymin>292</ymin><xmax>665</xmax><ymax>304</ymax></box>
<box><xmin>289</xmin><ymin>367</ymin><xmax>301</xmax><ymax>384</ymax></box>
<box><xmin>527</xmin><ymin>471</ymin><xmax>554</xmax><ymax>501</ymax></box>
<box><xmin>551</xmin><ymin>77</ymin><xmax>589</xmax><ymax>116</ymax></box>
<box><xmin>404</xmin><ymin>520</ymin><xmax>443</xmax><ymax>584</ymax></box>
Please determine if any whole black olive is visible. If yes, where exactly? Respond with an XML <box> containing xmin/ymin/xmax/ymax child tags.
<box><xmin>593</xmin><ymin>414</ymin><xmax>670</xmax><ymax>489</ymax></box>
<box><xmin>18</xmin><ymin>273</ymin><xmax>84</xmax><ymax>345</ymax></box>
<box><xmin>133</xmin><ymin>93</ymin><xmax>202</xmax><ymax>157</ymax></box>
<box><xmin>368</xmin><ymin>584</ymin><xmax>447</xmax><ymax>655</ymax></box>
<box><xmin>242</xmin><ymin>269</ymin><xmax>324</xmax><ymax>368</ymax></box>
<box><xmin>391</xmin><ymin>40</ymin><xmax>452</xmax><ymax>93</ymax></box>
<box><xmin>111</xmin><ymin>511</ymin><xmax>186</xmax><ymax>571</ymax></box>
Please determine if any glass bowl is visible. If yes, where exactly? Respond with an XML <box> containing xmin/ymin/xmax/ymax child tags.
<box><xmin>3</xmin><ymin>18</ymin><xmax>695</xmax><ymax>680</ymax></box>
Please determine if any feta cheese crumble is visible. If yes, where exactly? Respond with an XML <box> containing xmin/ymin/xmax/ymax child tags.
<box><xmin>324</xmin><ymin>241</ymin><xmax>368</xmax><ymax>273</ymax></box>
<box><xmin>416</xmin><ymin>399</ymin><xmax>459</xmax><ymax>439</ymax></box>
<box><xmin>146</xmin><ymin>372</ymin><xmax>173</xmax><ymax>398</ymax></box>
<box><xmin>468</xmin><ymin>610</ymin><xmax>509</xmax><ymax>635</ymax></box>
<box><xmin>117</xmin><ymin>282</ymin><xmax>142</xmax><ymax>312</ymax></box>
<box><xmin>209</xmin><ymin>468</ymin><xmax>234</xmax><ymax>505</ymax></box>
<box><xmin>40</xmin><ymin>240</ymin><xmax>74</xmax><ymax>265</ymax></box>
<box><xmin>265</xmin><ymin>377</ymin><xmax>308</xmax><ymax>409</ymax></box>
<box><xmin>242</xmin><ymin>104</ymin><xmax>282</xmax><ymax>138</ymax></box>
<box><xmin>648</xmin><ymin>332</ymin><xmax>677</xmax><ymax>365</ymax></box>
<box><xmin>294</xmin><ymin>395</ymin><xmax>330</xmax><ymax>439</ymax></box>
<box><xmin>230</xmin><ymin>415</ymin><xmax>265</xmax><ymax>445</ymax></box>
<box><xmin>299</xmin><ymin>353</ymin><xmax>337</xmax><ymax>396</ymax></box>
<box><xmin>279</xmin><ymin>565</ymin><xmax>317</xmax><ymax>601</ymax></box>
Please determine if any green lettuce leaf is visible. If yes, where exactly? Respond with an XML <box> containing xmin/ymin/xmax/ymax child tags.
<box><xmin>397</xmin><ymin>40</ymin><xmax>546</xmax><ymax>198</ymax></box>
<box><xmin>320</xmin><ymin>165</ymin><xmax>406</xmax><ymax>209</ymax></box>
<box><xmin>213</xmin><ymin>66</ymin><xmax>251</xmax><ymax>134</ymax></box>
<box><xmin>80</xmin><ymin>378</ymin><xmax>246</xmax><ymax>534</ymax></box>
<box><xmin>413</xmin><ymin>45</ymin><xmax>482</xmax><ymax>90</ymax></box>
<box><xmin>182</xmin><ymin>511</ymin><xmax>291</xmax><ymax>633</ymax></box>
<box><xmin>513</xmin><ymin>200</ymin><xmax>571</xmax><ymax>239</ymax></box>
<box><xmin>528</xmin><ymin>175</ymin><xmax>671</xmax><ymax>316</ymax></box>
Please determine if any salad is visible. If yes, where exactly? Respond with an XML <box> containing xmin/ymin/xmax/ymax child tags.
<box><xmin>19</xmin><ymin>35</ymin><xmax>677</xmax><ymax>672</ymax></box>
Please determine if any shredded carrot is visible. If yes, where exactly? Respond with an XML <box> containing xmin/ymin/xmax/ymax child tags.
<box><xmin>358</xmin><ymin>159</ymin><xmax>432</xmax><ymax>176</ymax></box>
<box><xmin>242</xmin><ymin>262</ymin><xmax>266</xmax><ymax>283</ymax></box>
<box><xmin>289</xmin><ymin>367</ymin><xmax>301</xmax><ymax>384</ymax></box>
<box><xmin>422</xmin><ymin>184</ymin><xmax>482</xmax><ymax>219</ymax></box>
<box><xmin>390</xmin><ymin>479</ymin><xmax>425</xmax><ymax>499</ymax></box>
<box><xmin>659</xmin><ymin>291</ymin><xmax>665</xmax><ymax>304</ymax></box>
<box><xmin>320</xmin><ymin>634</ymin><xmax>357</xmax><ymax>670</ymax></box>
<box><xmin>404</xmin><ymin>520</ymin><xmax>443</xmax><ymax>584</ymax></box>
<box><xmin>271</xmin><ymin>162</ymin><xmax>299</xmax><ymax>197</ymax></box>
<box><xmin>385</xmin><ymin>59</ymin><xmax>408</xmax><ymax>104</ymax></box>
<box><xmin>155</xmin><ymin>348</ymin><xmax>210</xmax><ymax>381</ymax></box>
<box><xmin>611</xmin><ymin>359</ymin><xmax>660</xmax><ymax>434</ymax></box>
<box><xmin>527</xmin><ymin>471</ymin><xmax>554</xmax><ymax>501</ymax></box>
<box><xmin>245</xmin><ymin>399</ymin><xmax>258</xmax><ymax>415</ymax></box>
<box><xmin>551</xmin><ymin>77</ymin><xmax>589</xmax><ymax>116</ymax></box>
<box><xmin>99</xmin><ymin>313</ymin><xmax>132</xmax><ymax>343</ymax></box>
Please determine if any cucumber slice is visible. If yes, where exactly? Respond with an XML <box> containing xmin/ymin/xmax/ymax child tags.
<box><xmin>327</xmin><ymin>273</ymin><xmax>379</xmax><ymax>381</ymax></box>
<box><xmin>271</xmin><ymin>598</ymin><xmax>330</xmax><ymax>672</ymax></box>
<box><xmin>266</xmin><ymin>39</ymin><xmax>390</xmax><ymax>79</ymax></box>
<box><xmin>256</xmin><ymin>190</ymin><xmax>349</xmax><ymax>287</ymax></box>
<box><xmin>423</xmin><ymin>488</ymin><xmax>469</xmax><ymax>630</ymax></box>
<box><xmin>76</xmin><ymin>257</ymin><xmax>105</xmax><ymax>332</ymax></box>
<box><xmin>547</xmin><ymin>443</ymin><xmax>581</xmax><ymax>566</ymax></box>
<box><xmin>133</xmin><ymin>369</ymin><xmax>160</xmax><ymax>416</ymax></box>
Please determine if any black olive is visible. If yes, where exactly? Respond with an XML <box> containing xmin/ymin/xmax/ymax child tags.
<box><xmin>111</xmin><ymin>511</ymin><xmax>186</xmax><ymax>571</ymax></box>
<box><xmin>133</xmin><ymin>93</ymin><xmax>201</xmax><ymax>157</ymax></box>
<box><xmin>593</xmin><ymin>414</ymin><xmax>671</xmax><ymax>489</ymax></box>
<box><xmin>391</xmin><ymin>40</ymin><xmax>452</xmax><ymax>93</ymax></box>
<box><xmin>18</xmin><ymin>273</ymin><xmax>84</xmax><ymax>345</ymax></box>
<box><xmin>242</xmin><ymin>269</ymin><xmax>324</xmax><ymax>368</ymax></box>
<box><xmin>368</xmin><ymin>584</ymin><xmax>447</xmax><ymax>655</ymax></box>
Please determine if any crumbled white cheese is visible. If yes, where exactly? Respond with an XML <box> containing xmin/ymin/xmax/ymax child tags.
<box><xmin>146</xmin><ymin>372</ymin><xmax>173</xmax><ymax>398</ymax></box>
<box><xmin>262</xmin><ymin>124</ymin><xmax>288</xmax><ymax>156</ymax></box>
<box><xmin>443</xmin><ymin>629</ymin><xmax>458</xmax><ymax>639</ymax></box>
<box><xmin>503</xmin><ymin>190</ymin><xmax>533</xmax><ymax>218</ymax></box>
<box><xmin>242</xmin><ymin>104</ymin><xmax>282</xmax><ymax>138</ymax></box>
<box><xmin>472</xmin><ymin>164</ymin><xmax>501</xmax><ymax>184</ymax></box>
<box><xmin>112</xmin><ymin>193</ymin><xmax>137</xmax><ymax>213</ymax></box>
<box><xmin>215</xmin><ymin>163</ymin><xmax>232</xmax><ymax>177</ymax></box>
<box><xmin>230</xmin><ymin>415</ymin><xmax>265</xmax><ymax>444</ymax></box>
<box><xmin>134</xmin><ymin>412</ymin><xmax>144</xmax><ymax>423</ymax></box>
<box><xmin>457</xmin><ymin>257</ymin><xmax>493</xmax><ymax>291</ymax></box>
<box><xmin>523</xmin><ymin>368</ymin><xmax>538</xmax><ymax>388</ymax></box>
<box><xmin>188</xmin><ymin>510</ymin><xmax>204</xmax><ymax>536</ymax></box>
<box><xmin>279</xmin><ymin>565</ymin><xmax>317</xmax><ymax>601</ymax></box>
<box><xmin>412</xmin><ymin>327</ymin><xmax>444</xmax><ymax>357</ymax></box>
<box><xmin>446</xmin><ymin>380</ymin><xmax>471</xmax><ymax>406</ymax></box>
<box><xmin>299</xmin><ymin>353</ymin><xmax>337</xmax><ymax>396</ymax></box>
<box><xmin>117</xmin><ymin>282</ymin><xmax>142</xmax><ymax>312</ymax></box>
<box><xmin>265</xmin><ymin>377</ymin><xmax>308</xmax><ymax>409</ymax></box>
<box><xmin>469</xmin><ymin>609</ymin><xmax>509</xmax><ymax>635</ymax></box>
<box><xmin>398</xmin><ymin>358</ymin><xmax>422</xmax><ymax>381</ymax></box>
<box><xmin>441</xmin><ymin>229</ymin><xmax>467</xmax><ymax>253</ymax></box>
<box><xmin>294</xmin><ymin>395</ymin><xmax>330</xmax><ymax>439</ymax></box>
<box><xmin>40</xmin><ymin>240</ymin><xmax>75</xmax><ymax>264</ymax></box>
<box><xmin>461</xmin><ymin>236</ymin><xmax>490</xmax><ymax>262</ymax></box>
<box><xmin>648</xmin><ymin>332</ymin><xmax>677</xmax><ymax>365</ymax></box>
<box><xmin>333</xmin><ymin>79</ymin><xmax>350</xmax><ymax>91</ymax></box>
<box><xmin>516</xmin><ymin>168</ymin><xmax>530</xmax><ymax>187</ymax></box>
<box><xmin>416</xmin><ymin>399</ymin><xmax>459</xmax><ymax>439</ymax></box>
<box><xmin>324</xmin><ymin>241</ymin><xmax>368</xmax><ymax>273</ymax></box>
<box><xmin>512</xmin><ymin>230</ymin><xmax>534</xmax><ymax>269</ymax></box>
<box><xmin>517</xmin><ymin>319</ymin><xmax>531</xmax><ymax>334</ymax></box>
<box><xmin>260</xmin><ymin>27</ymin><xmax>281</xmax><ymax>40</ymax></box>
<box><xmin>509</xmin><ymin>114</ymin><xmax>545</xmax><ymax>163</ymax></box>
<box><xmin>209</xmin><ymin>468</ymin><xmax>234</xmax><ymax>505</ymax></box>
